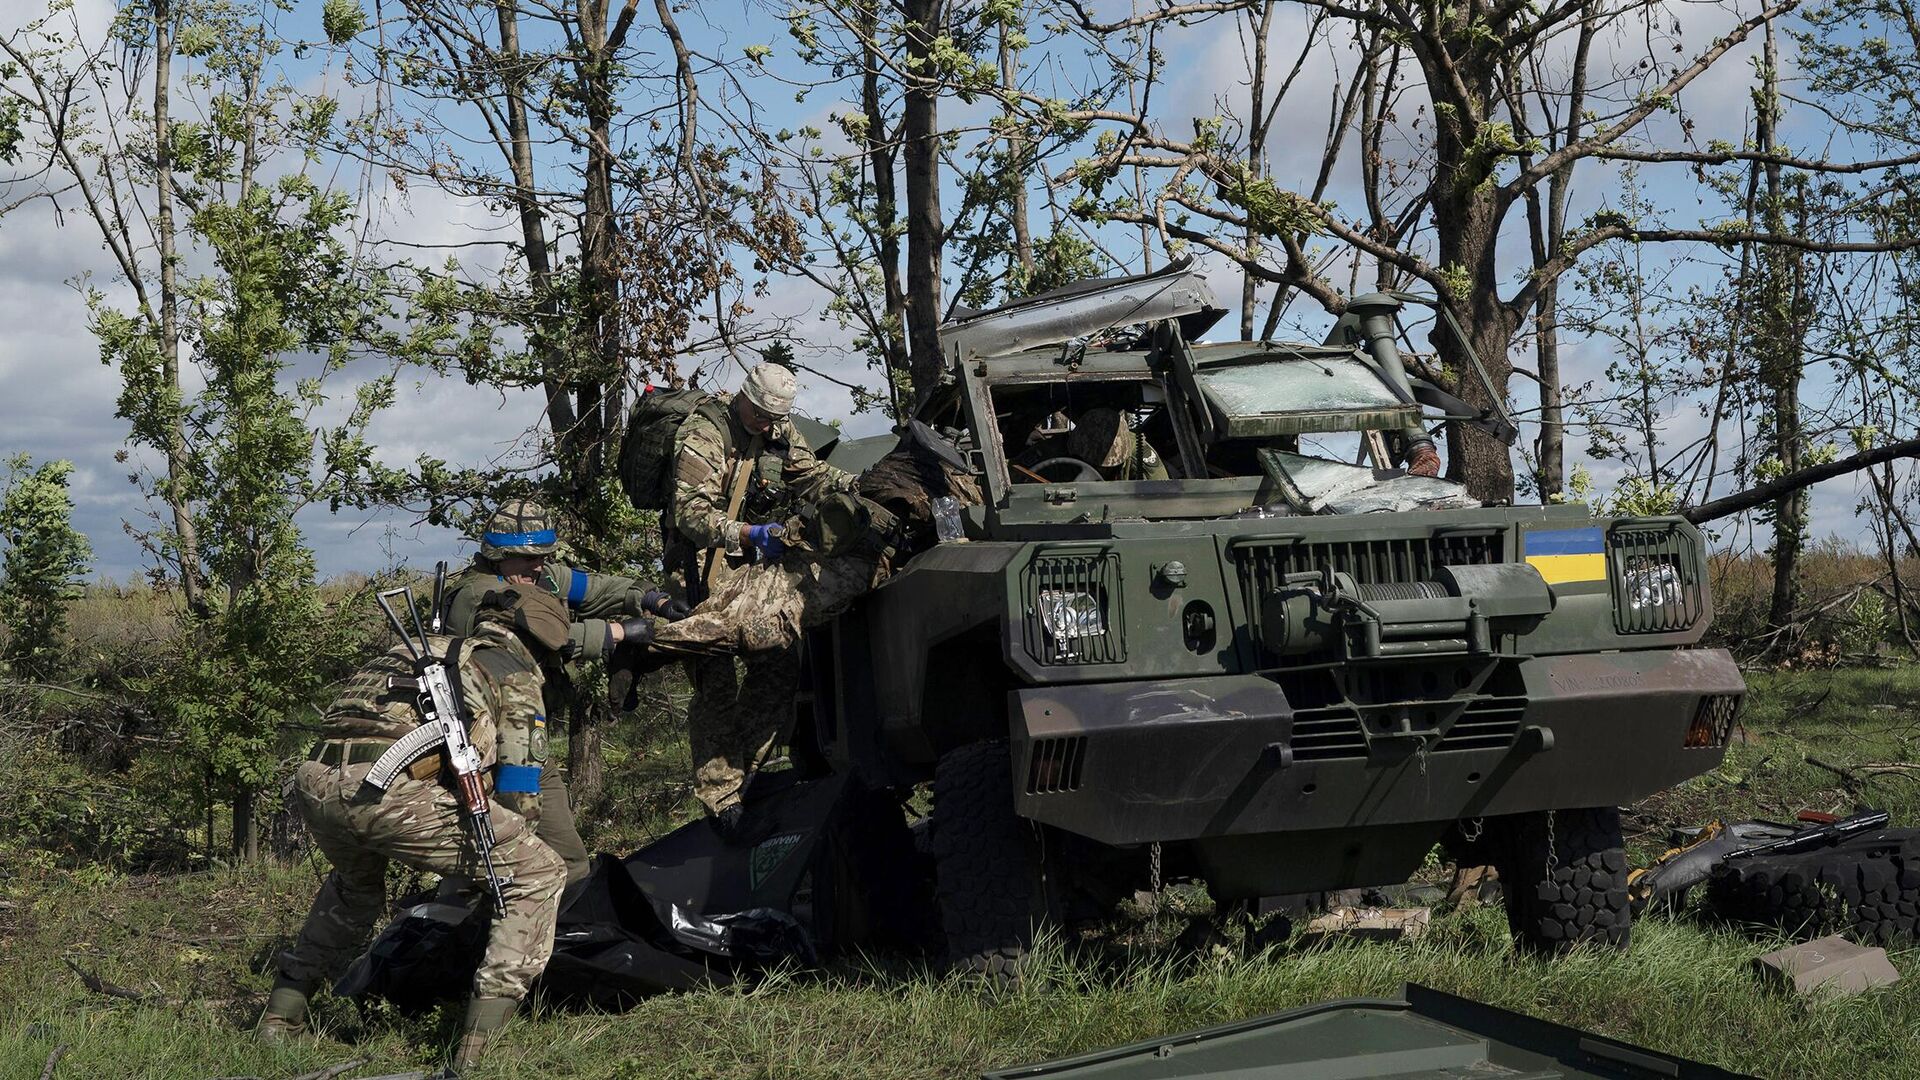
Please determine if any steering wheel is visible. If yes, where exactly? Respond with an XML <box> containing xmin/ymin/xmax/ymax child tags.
<box><xmin>1027</xmin><ymin>455</ymin><xmax>1103</xmax><ymax>483</ymax></box>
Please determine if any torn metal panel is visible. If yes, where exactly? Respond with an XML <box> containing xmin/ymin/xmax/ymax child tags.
<box><xmin>1260</xmin><ymin>449</ymin><xmax>1480</xmax><ymax>514</ymax></box>
<box><xmin>941</xmin><ymin>258</ymin><xmax>1221</xmax><ymax>360</ymax></box>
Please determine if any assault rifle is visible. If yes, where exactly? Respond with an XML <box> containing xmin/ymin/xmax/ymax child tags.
<box><xmin>365</xmin><ymin>566</ymin><xmax>507</xmax><ymax>917</ymax></box>
<box><xmin>1627</xmin><ymin>807</ymin><xmax>1891</xmax><ymax>913</ymax></box>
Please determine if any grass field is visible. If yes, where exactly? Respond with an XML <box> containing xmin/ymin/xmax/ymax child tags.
<box><xmin>6</xmin><ymin>665</ymin><xmax>1920</xmax><ymax>1079</ymax></box>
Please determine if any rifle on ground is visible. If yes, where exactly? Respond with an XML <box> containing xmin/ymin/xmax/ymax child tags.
<box><xmin>365</xmin><ymin>566</ymin><xmax>507</xmax><ymax>917</ymax></box>
<box><xmin>1627</xmin><ymin>807</ymin><xmax>1891</xmax><ymax>913</ymax></box>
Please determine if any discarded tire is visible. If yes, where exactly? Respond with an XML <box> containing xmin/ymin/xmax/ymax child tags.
<box><xmin>1487</xmin><ymin>807</ymin><xmax>1632</xmax><ymax>953</ymax></box>
<box><xmin>1705</xmin><ymin>831</ymin><xmax>1920</xmax><ymax>944</ymax></box>
<box><xmin>931</xmin><ymin>740</ymin><xmax>1044</xmax><ymax>980</ymax></box>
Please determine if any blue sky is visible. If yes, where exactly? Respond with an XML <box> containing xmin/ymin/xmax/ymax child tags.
<box><xmin>0</xmin><ymin>0</ymin><xmax>1899</xmax><ymax>581</ymax></box>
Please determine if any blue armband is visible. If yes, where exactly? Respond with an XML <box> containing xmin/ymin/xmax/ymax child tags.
<box><xmin>495</xmin><ymin>763</ymin><xmax>541</xmax><ymax>793</ymax></box>
<box><xmin>567</xmin><ymin>568</ymin><xmax>588</xmax><ymax>606</ymax></box>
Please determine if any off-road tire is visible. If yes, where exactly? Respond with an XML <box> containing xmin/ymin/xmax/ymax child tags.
<box><xmin>1488</xmin><ymin>807</ymin><xmax>1632</xmax><ymax>954</ymax></box>
<box><xmin>931</xmin><ymin>740</ymin><xmax>1043</xmax><ymax>980</ymax></box>
<box><xmin>1705</xmin><ymin>835</ymin><xmax>1920</xmax><ymax>944</ymax></box>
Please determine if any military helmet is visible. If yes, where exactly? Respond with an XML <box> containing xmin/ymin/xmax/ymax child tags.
<box><xmin>740</xmin><ymin>363</ymin><xmax>798</xmax><ymax>420</ymax></box>
<box><xmin>479</xmin><ymin>499</ymin><xmax>559</xmax><ymax>560</ymax></box>
<box><xmin>1068</xmin><ymin>407</ymin><xmax>1136</xmax><ymax>468</ymax></box>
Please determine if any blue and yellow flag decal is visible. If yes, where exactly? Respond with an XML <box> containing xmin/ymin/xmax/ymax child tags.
<box><xmin>1524</xmin><ymin>526</ymin><xmax>1607</xmax><ymax>585</ymax></box>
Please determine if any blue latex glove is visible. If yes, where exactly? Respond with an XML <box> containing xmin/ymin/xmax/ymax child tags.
<box><xmin>745</xmin><ymin>523</ymin><xmax>787</xmax><ymax>563</ymax></box>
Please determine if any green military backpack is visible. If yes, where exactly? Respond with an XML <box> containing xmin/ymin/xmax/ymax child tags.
<box><xmin>618</xmin><ymin>384</ymin><xmax>731</xmax><ymax>511</ymax></box>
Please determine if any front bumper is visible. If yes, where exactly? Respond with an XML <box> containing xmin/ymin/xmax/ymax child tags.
<box><xmin>1010</xmin><ymin>648</ymin><xmax>1745</xmax><ymax>846</ymax></box>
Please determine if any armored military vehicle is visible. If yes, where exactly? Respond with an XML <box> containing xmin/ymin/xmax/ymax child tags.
<box><xmin>793</xmin><ymin>259</ymin><xmax>1745</xmax><ymax>975</ymax></box>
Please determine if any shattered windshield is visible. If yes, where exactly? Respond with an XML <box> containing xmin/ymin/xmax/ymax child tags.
<box><xmin>977</xmin><ymin>359</ymin><xmax>1476</xmax><ymax>517</ymax></box>
<box><xmin>1196</xmin><ymin>352</ymin><xmax>1420</xmax><ymax>438</ymax></box>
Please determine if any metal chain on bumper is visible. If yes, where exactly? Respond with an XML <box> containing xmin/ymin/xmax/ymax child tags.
<box><xmin>1148</xmin><ymin>840</ymin><xmax>1163</xmax><ymax>936</ymax></box>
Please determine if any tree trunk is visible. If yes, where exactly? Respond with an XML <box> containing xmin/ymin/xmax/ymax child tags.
<box><xmin>862</xmin><ymin>4</ymin><xmax>909</xmax><ymax>406</ymax></box>
<box><xmin>902</xmin><ymin>0</ymin><xmax>945</xmax><ymax>402</ymax></box>
<box><xmin>231</xmin><ymin>785</ymin><xmax>258</xmax><ymax>861</ymax></box>
<box><xmin>568</xmin><ymin>697</ymin><xmax>606</xmax><ymax>811</ymax></box>
<box><xmin>496</xmin><ymin>0</ymin><xmax>578</xmax><ymax>441</ymax></box>
<box><xmin>1756</xmin><ymin>23</ymin><xmax>1805</xmax><ymax>634</ymax></box>
<box><xmin>152</xmin><ymin>0</ymin><xmax>203</xmax><ymax>613</ymax></box>
<box><xmin>1000</xmin><ymin>24</ymin><xmax>1032</xmax><ymax>289</ymax></box>
<box><xmin>566</xmin><ymin>0</ymin><xmax>625</xmax><ymax>795</ymax></box>
<box><xmin>1534</xmin><ymin>279</ymin><xmax>1564</xmax><ymax>500</ymax></box>
<box><xmin>1433</xmin><ymin>189</ymin><xmax>1517</xmax><ymax>501</ymax></box>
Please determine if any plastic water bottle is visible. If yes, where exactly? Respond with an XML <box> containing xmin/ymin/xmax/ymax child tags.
<box><xmin>932</xmin><ymin>496</ymin><xmax>965</xmax><ymax>543</ymax></box>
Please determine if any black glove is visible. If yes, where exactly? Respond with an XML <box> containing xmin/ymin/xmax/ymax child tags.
<box><xmin>618</xmin><ymin>616</ymin><xmax>657</xmax><ymax>646</ymax></box>
<box><xmin>641</xmin><ymin>588</ymin><xmax>692</xmax><ymax>621</ymax></box>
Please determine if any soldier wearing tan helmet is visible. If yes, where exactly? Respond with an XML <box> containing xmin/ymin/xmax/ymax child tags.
<box><xmin>665</xmin><ymin>362</ymin><xmax>857</xmax><ymax>836</ymax></box>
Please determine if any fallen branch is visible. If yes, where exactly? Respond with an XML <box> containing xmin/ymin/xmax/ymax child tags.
<box><xmin>40</xmin><ymin>1044</ymin><xmax>68</xmax><ymax>1080</ymax></box>
<box><xmin>1806</xmin><ymin>755</ymin><xmax>1861</xmax><ymax>786</ymax></box>
<box><xmin>1684</xmin><ymin>437</ymin><xmax>1920</xmax><ymax>524</ymax></box>
<box><xmin>1800</xmin><ymin>755</ymin><xmax>1917</xmax><ymax>786</ymax></box>
<box><xmin>61</xmin><ymin>957</ymin><xmax>146</xmax><ymax>1002</ymax></box>
<box><xmin>290</xmin><ymin>1060</ymin><xmax>368</xmax><ymax>1080</ymax></box>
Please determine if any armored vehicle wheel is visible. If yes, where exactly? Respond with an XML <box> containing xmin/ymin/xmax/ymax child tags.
<box><xmin>931</xmin><ymin>739</ymin><xmax>1046</xmax><ymax>980</ymax></box>
<box><xmin>1705</xmin><ymin>834</ymin><xmax>1920</xmax><ymax>944</ymax></box>
<box><xmin>1488</xmin><ymin>807</ymin><xmax>1631</xmax><ymax>954</ymax></box>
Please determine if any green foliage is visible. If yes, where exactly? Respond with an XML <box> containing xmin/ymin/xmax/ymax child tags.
<box><xmin>0</xmin><ymin>455</ymin><xmax>93</xmax><ymax>680</ymax></box>
<box><xmin>1596</xmin><ymin>475</ymin><xmax>1682</xmax><ymax>517</ymax></box>
<box><xmin>320</xmin><ymin>0</ymin><xmax>367</xmax><ymax>44</ymax></box>
<box><xmin>71</xmin><ymin>3</ymin><xmax>396</xmax><ymax>855</ymax></box>
<box><xmin>1013</xmin><ymin>232</ymin><xmax>1107</xmax><ymax>298</ymax></box>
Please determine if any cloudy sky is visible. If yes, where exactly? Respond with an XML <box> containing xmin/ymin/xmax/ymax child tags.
<box><xmin>0</xmin><ymin>0</ymin><xmax>1892</xmax><ymax>582</ymax></box>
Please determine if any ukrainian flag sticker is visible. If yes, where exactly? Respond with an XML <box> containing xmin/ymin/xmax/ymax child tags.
<box><xmin>1524</xmin><ymin>526</ymin><xmax>1607</xmax><ymax>585</ymax></box>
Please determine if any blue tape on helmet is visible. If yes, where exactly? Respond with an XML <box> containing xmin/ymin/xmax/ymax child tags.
<box><xmin>568</xmin><ymin>568</ymin><xmax>588</xmax><ymax>606</ymax></box>
<box><xmin>483</xmin><ymin>528</ymin><xmax>558</xmax><ymax>548</ymax></box>
<box><xmin>495</xmin><ymin>763</ymin><xmax>541</xmax><ymax>793</ymax></box>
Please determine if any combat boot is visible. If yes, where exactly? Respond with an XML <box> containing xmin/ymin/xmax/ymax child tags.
<box><xmin>448</xmin><ymin>995</ymin><xmax>518</xmax><ymax>1071</ymax></box>
<box><xmin>254</xmin><ymin>975</ymin><xmax>315</xmax><ymax>1044</ymax></box>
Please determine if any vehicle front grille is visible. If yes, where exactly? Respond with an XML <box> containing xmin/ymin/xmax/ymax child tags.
<box><xmin>1275</xmin><ymin>660</ymin><xmax>1525</xmax><ymax>761</ymax></box>
<box><xmin>1283</xmin><ymin>697</ymin><xmax>1525</xmax><ymax>762</ymax></box>
<box><xmin>1686</xmin><ymin>694</ymin><xmax>1742</xmax><ymax>749</ymax></box>
<box><xmin>1234</xmin><ymin>531</ymin><xmax>1504</xmax><ymax>656</ymax></box>
<box><xmin>1609</xmin><ymin>522</ymin><xmax>1705</xmax><ymax>634</ymax></box>
<box><xmin>1025</xmin><ymin>736</ymin><xmax>1088</xmax><ymax>794</ymax></box>
<box><xmin>1020</xmin><ymin>549</ymin><xmax>1126</xmax><ymax>666</ymax></box>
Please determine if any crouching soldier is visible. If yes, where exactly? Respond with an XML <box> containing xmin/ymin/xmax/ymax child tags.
<box><xmin>440</xmin><ymin>498</ymin><xmax>685</xmax><ymax>884</ymax></box>
<box><xmin>257</xmin><ymin>587</ymin><xmax>572</xmax><ymax>1072</ymax></box>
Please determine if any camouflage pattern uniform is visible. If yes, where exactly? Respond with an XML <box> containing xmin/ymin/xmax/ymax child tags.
<box><xmin>666</xmin><ymin>368</ymin><xmax>856</xmax><ymax>815</ymax></box>
<box><xmin>1068</xmin><ymin>407</ymin><xmax>1171</xmax><ymax>481</ymax></box>
<box><xmin>655</xmin><ymin>434</ymin><xmax>983</xmax><ymax>656</ymax></box>
<box><xmin>439</xmin><ymin>503</ymin><xmax>668</xmax><ymax>876</ymax></box>
<box><xmin>439</xmin><ymin>500</ymin><xmax>669</xmax><ymax>885</ymax></box>
<box><xmin>262</xmin><ymin>596</ymin><xmax>568</xmax><ymax>1066</ymax></box>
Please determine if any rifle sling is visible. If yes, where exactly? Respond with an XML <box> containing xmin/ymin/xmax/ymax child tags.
<box><xmin>702</xmin><ymin>431</ymin><xmax>765</xmax><ymax>593</ymax></box>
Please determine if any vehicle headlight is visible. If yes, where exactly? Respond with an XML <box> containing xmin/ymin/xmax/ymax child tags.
<box><xmin>1022</xmin><ymin>551</ymin><xmax>1127</xmax><ymax>665</ymax></box>
<box><xmin>1623</xmin><ymin>560</ymin><xmax>1682</xmax><ymax>610</ymax></box>
<box><xmin>1038</xmin><ymin>589</ymin><xmax>1107</xmax><ymax>643</ymax></box>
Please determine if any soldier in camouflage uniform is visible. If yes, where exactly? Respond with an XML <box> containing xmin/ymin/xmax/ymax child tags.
<box><xmin>654</xmin><ymin>422</ymin><xmax>983</xmax><ymax>656</ymax></box>
<box><xmin>1066</xmin><ymin>407</ymin><xmax>1170</xmax><ymax>480</ymax></box>
<box><xmin>257</xmin><ymin>588</ymin><xmax>571</xmax><ymax>1071</ymax></box>
<box><xmin>666</xmin><ymin>363</ymin><xmax>857</xmax><ymax>828</ymax></box>
<box><xmin>439</xmin><ymin>499</ymin><xmax>685</xmax><ymax>884</ymax></box>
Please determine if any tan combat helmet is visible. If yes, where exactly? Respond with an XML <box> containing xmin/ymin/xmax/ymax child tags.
<box><xmin>1067</xmin><ymin>407</ymin><xmax>1137</xmax><ymax>468</ymax></box>
<box><xmin>479</xmin><ymin>499</ymin><xmax>560</xmax><ymax>560</ymax></box>
<box><xmin>740</xmin><ymin>363</ymin><xmax>798</xmax><ymax>420</ymax></box>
